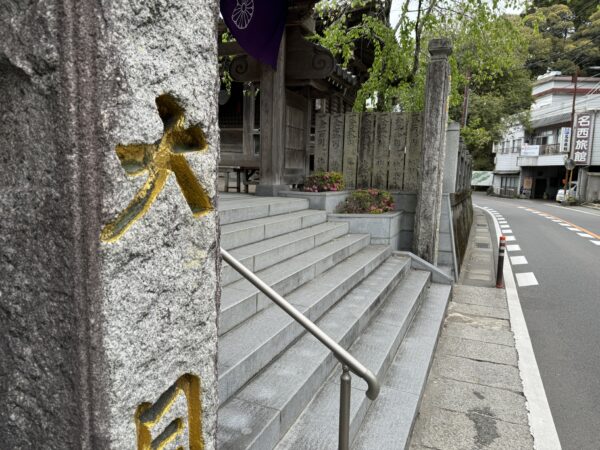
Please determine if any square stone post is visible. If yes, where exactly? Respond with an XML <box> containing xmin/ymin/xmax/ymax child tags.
<box><xmin>256</xmin><ymin>31</ymin><xmax>287</xmax><ymax>196</ymax></box>
<box><xmin>413</xmin><ymin>39</ymin><xmax>453</xmax><ymax>264</ymax></box>
<box><xmin>443</xmin><ymin>121</ymin><xmax>461</xmax><ymax>193</ymax></box>
<box><xmin>0</xmin><ymin>1</ymin><xmax>221</xmax><ymax>448</ymax></box>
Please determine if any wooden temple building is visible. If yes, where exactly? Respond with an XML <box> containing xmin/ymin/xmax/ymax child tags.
<box><xmin>217</xmin><ymin>0</ymin><xmax>383</xmax><ymax>194</ymax></box>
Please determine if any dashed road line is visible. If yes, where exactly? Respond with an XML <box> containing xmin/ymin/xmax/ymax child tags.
<box><xmin>521</xmin><ymin>207</ymin><xmax>600</xmax><ymax>245</ymax></box>
<box><xmin>545</xmin><ymin>203</ymin><xmax>600</xmax><ymax>217</ymax></box>
<box><xmin>591</xmin><ymin>241</ymin><xmax>600</xmax><ymax>246</ymax></box>
<box><xmin>511</xmin><ymin>256</ymin><xmax>528</xmax><ymax>265</ymax></box>
<box><xmin>577</xmin><ymin>233</ymin><xmax>593</xmax><ymax>238</ymax></box>
<box><xmin>505</xmin><ymin>235</ymin><xmax>516</xmax><ymax>241</ymax></box>
<box><xmin>516</xmin><ymin>272</ymin><xmax>539</xmax><ymax>287</ymax></box>
<box><xmin>507</xmin><ymin>244</ymin><xmax>521</xmax><ymax>252</ymax></box>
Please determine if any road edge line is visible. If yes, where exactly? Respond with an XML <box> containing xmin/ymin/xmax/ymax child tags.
<box><xmin>478</xmin><ymin>206</ymin><xmax>562</xmax><ymax>450</ymax></box>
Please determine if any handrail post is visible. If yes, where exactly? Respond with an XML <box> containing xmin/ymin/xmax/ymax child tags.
<box><xmin>339</xmin><ymin>365</ymin><xmax>351</xmax><ymax>450</ymax></box>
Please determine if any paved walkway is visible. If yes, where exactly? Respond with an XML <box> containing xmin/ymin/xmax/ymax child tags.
<box><xmin>409</xmin><ymin>208</ymin><xmax>534</xmax><ymax>450</ymax></box>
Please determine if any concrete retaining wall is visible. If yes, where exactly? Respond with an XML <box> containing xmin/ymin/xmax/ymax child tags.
<box><xmin>328</xmin><ymin>212</ymin><xmax>401</xmax><ymax>249</ymax></box>
<box><xmin>279</xmin><ymin>190</ymin><xmax>349</xmax><ymax>213</ymax></box>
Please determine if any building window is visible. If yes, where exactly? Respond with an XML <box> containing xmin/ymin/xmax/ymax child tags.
<box><xmin>515</xmin><ymin>138</ymin><xmax>522</xmax><ymax>153</ymax></box>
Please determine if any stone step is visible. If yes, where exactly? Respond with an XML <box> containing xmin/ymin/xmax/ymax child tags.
<box><xmin>221</xmin><ymin>222</ymin><xmax>350</xmax><ymax>286</ymax></box>
<box><xmin>274</xmin><ymin>271</ymin><xmax>432</xmax><ymax>450</ymax></box>
<box><xmin>219</xmin><ymin>234</ymin><xmax>370</xmax><ymax>335</ymax></box>
<box><xmin>216</xmin><ymin>256</ymin><xmax>411</xmax><ymax>450</ymax></box>
<box><xmin>221</xmin><ymin>209</ymin><xmax>326</xmax><ymax>250</ymax></box>
<box><xmin>218</xmin><ymin>245</ymin><xmax>398</xmax><ymax>405</ymax></box>
<box><xmin>219</xmin><ymin>196</ymin><xmax>309</xmax><ymax>226</ymax></box>
<box><xmin>353</xmin><ymin>283</ymin><xmax>452</xmax><ymax>450</ymax></box>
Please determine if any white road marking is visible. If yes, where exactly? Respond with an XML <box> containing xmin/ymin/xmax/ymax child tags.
<box><xmin>507</xmin><ymin>244</ymin><xmax>521</xmax><ymax>252</ymax></box>
<box><xmin>505</xmin><ymin>235</ymin><xmax>516</xmax><ymax>241</ymax></box>
<box><xmin>501</xmin><ymin>224</ymin><xmax>511</xmax><ymax>228</ymax></box>
<box><xmin>546</xmin><ymin>203</ymin><xmax>600</xmax><ymax>217</ymax></box>
<box><xmin>518</xmin><ymin>206</ymin><xmax>526</xmax><ymax>209</ymax></box>
<box><xmin>591</xmin><ymin>241</ymin><xmax>600</xmax><ymax>246</ymax></box>
<box><xmin>511</xmin><ymin>256</ymin><xmax>528</xmax><ymax>265</ymax></box>
<box><xmin>503</xmin><ymin>229</ymin><xmax>513</xmax><ymax>234</ymax></box>
<box><xmin>516</xmin><ymin>272</ymin><xmax>539</xmax><ymax>287</ymax></box>
<box><xmin>577</xmin><ymin>232</ymin><xmax>593</xmax><ymax>238</ymax></box>
<box><xmin>559</xmin><ymin>223</ymin><xmax>570</xmax><ymax>227</ymax></box>
<box><xmin>552</xmin><ymin>220</ymin><xmax>562</xmax><ymax>223</ymax></box>
<box><xmin>478</xmin><ymin>206</ymin><xmax>561</xmax><ymax>450</ymax></box>
<box><xmin>499</xmin><ymin>220</ymin><xmax>508</xmax><ymax>224</ymax></box>
<box><xmin>567</xmin><ymin>227</ymin><xmax>579</xmax><ymax>231</ymax></box>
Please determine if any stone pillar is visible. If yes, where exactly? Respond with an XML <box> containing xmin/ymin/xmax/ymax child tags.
<box><xmin>443</xmin><ymin>121</ymin><xmax>461</xmax><ymax>193</ymax></box>
<box><xmin>256</xmin><ymin>31</ymin><xmax>287</xmax><ymax>196</ymax></box>
<box><xmin>413</xmin><ymin>39</ymin><xmax>452</xmax><ymax>264</ymax></box>
<box><xmin>0</xmin><ymin>1</ymin><xmax>220</xmax><ymax>449</ymax></box>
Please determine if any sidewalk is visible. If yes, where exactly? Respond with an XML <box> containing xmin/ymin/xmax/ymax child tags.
<box><xmin>409</xmin><ymin>208</ymin><xmax>534</xmax><ymax>449</ymax></box>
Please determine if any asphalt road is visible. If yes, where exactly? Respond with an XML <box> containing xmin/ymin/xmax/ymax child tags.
<box><xmin>473</xmin><ymin>192</ymin><xmax>600</xmax><ymax>450</ymax></box>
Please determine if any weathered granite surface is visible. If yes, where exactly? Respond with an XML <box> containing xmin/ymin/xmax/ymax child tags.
<box><xmin>413</xmin><ymin>39</ymin><xmax>452</xmax><ymax>264</ymax></box>
<box><xmin>0</xmin><ymin>1</ymin><xmax>220</xmax><ymax>448</ymax></box>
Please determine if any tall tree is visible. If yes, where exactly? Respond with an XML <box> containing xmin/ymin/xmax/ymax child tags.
<box><xmin>524</xmin><ymin>3</ymin><xmax>600</xmax><ymax>75</ymax></box>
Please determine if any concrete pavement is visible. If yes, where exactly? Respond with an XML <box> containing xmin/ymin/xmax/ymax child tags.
<box><xmin>409</xmin><ymin>208</ymin><xmax>535</xmax><ymax>450</ymax></box>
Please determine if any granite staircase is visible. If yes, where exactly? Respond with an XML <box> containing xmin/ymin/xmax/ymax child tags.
<box><xmin>217</xmin><ymin>194</ymin><xmax>452</xmax><ymax>450</ymax></box>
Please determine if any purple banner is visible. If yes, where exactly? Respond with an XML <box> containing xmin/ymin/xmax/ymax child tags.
<box><xmin>220</xmin><ymin>0</ymin><xmax>287</xmax><ymax>69</ymax></box>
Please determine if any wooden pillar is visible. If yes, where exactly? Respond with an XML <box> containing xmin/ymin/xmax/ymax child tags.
<box><xmin>256</xmin><ymin>31</ymin><xmax>287</xmax><ymax>196</ymax></box>
<box><xmin>304</xmin><ymin>88</ymin><xmax>313</xmax><ymax>177</ymax></box>
<box><xmin>242</xmin><ymin>83</ymin><xmax>256</xmax><ymax>159</ymax></box>
<box><xmin>413</xmin><ymin>39</ymin><xmax>452</xmax><ymax>264</ymax></box>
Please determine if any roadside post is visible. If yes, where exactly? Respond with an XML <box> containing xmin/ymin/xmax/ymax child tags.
<box><xmin>496</xmin><ymin>235</ymin><xmax>506</xmax><ymax>288</ymax></box>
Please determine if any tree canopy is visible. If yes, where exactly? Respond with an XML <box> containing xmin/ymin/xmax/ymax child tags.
<box><xmin>524</xmin><ymin>3</ymin><xmax>600</xmax><ymax>76</ymax></box>
<box><xmin>314</xmin><ymin>0</ymin><xmax>533</xmax><ymax>169</ymax></box>
<box><xmin>313</xmin><ymin>0</ymin><xmax>599</xmax><ymax>169</ymax></box>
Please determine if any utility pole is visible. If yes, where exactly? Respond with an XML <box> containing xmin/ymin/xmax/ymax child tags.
<box><xmin>461</xmin><ymin>71</ymin><xmax>471</xmax><ymax>128</ymax></box>
<box><xmin>565</xmin><ymin>68</ymin><xmax>579</xmax><ymax>198</ymax></box>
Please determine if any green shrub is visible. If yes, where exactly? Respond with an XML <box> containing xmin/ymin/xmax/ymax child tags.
<box><xmin>303</xmin><ymin>171</ymin><xmax>345</xmax><ymax>192</ymax></box>
<box><xmin>339</xmin><ymin>189</ymin><xmax>395</xmax><ymax>214</ymax></box>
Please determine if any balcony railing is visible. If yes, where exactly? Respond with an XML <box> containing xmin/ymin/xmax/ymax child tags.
<box><xmin>538</xmin><ymin>143</ymin><xmax>563</xmax><ymax>155</ymax></box>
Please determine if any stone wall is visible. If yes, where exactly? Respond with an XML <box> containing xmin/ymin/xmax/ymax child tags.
<box><xmin>0</xmin><ymin>1</ymin><xmax>221</xmax><ymax>448</ymax></box>
<box><xmin>314</xmin><ymin>112</ymin><xmax>424</xmax><ymax>190</ymax></box>
<box><xmin>450</xmin><ymin>191</ymin><xmax>474</xmax><ymax>273</ymax></box>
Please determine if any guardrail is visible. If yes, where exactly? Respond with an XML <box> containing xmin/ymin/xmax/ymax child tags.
<box><xmin>220</xmin><ymin>248</ymin><xmax>380</xmax><ymax>450</ymax></box>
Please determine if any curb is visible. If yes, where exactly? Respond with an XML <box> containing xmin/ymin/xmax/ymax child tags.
<box><xmin>478</xmin><ymin>206</ymin><xmax>562</xmax><ymax>450</ymax></box>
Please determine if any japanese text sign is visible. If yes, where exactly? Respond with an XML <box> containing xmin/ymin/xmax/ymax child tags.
<box><xmin>573</xmin><ymin>113</ymin><xmax>593</xmax><ymax>165</ymax></box>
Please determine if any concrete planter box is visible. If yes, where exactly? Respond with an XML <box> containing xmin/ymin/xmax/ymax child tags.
<box><xmin>327</xmin><ymin>212</ymin><xmax>401</xmax><ymax>249</ymax></box>
<box><xmin>279</xmin><ymin>190</ymin><xmax>349</xmax><ymax>213</ymax></box>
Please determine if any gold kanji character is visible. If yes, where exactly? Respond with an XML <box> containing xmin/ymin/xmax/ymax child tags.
<box><xmin>101</xmin><ymin>95</ymin><xmax>212</xmax><ymax>242</ymax></box>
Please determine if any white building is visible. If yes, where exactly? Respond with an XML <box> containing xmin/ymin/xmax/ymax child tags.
<box><xmin>492</xmin><ymin>72</ymin><xmax>600</xmax><ymax>201</ymax></box>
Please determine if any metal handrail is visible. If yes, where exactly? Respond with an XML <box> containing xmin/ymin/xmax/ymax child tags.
<box><xmin>220</xmin><ymin>247</ymin><xmax>380</xmax><ymax>449</ymax></box>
